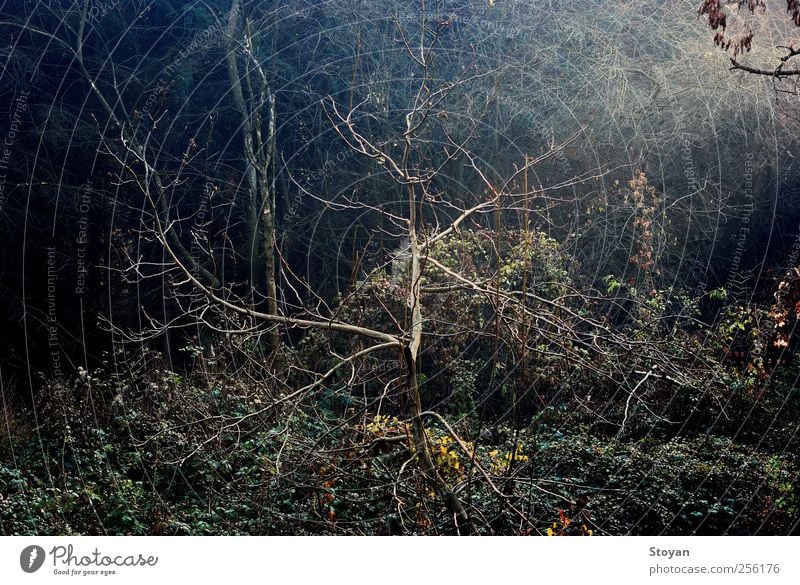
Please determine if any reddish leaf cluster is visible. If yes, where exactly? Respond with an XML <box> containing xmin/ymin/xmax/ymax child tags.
<box><xmin>769</xmin><ymin>268</ymin><xmax>800</xmax><ymax>351</ymax></box>
<box><xmin>727</xmin><ymin>30</ymin><xmax>755</xmax><ymax>56</ymax></box>
<box><xmin>699</xmin><ymin>0</ymin><xmax>728</xmax><ymax>30</ymax></box>
<box><xmin>699</xmin><ymin>1</ymin><xmax>763</xmax><ymax>56</ymax></box>
<box><xmin>713</xmin><ymin>30</ymin><xmax>751</xmax><ymax>55</ymax></box>
<box><xmin>790</xmin><ymin>0</ymin><xmax>800</xmax><ymax>26</ymax></box>
<box><xmin>628</xmin><ymin>171</ymin><xmax>658</xmax><ymax>274</ymax></box>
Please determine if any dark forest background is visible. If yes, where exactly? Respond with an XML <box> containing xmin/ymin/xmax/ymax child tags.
<box><xmin>0</xmin><ymin>0</ymin><xmax>798</xmax><ymax>535</ymax></box>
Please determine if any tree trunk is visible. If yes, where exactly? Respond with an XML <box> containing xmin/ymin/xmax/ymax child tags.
<box><xmin>404</xmin><ymin>183</ymin><xmax>474</xmax><ymax>534</ymax></box>
<box><xmin>226</xmin><ymin>0</ymin><xmax>280</xmax><ymax>354</ymax></box>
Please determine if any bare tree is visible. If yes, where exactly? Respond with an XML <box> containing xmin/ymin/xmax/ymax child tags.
<box><xmin>224</xmin><ymin>0</ymin><xmax>280</xmax><ymax>353</ymax></box>
<box><xmin>0</xmin><ymin>0</ymin><xmax>744</xmax><ymax>535</ymax></box>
